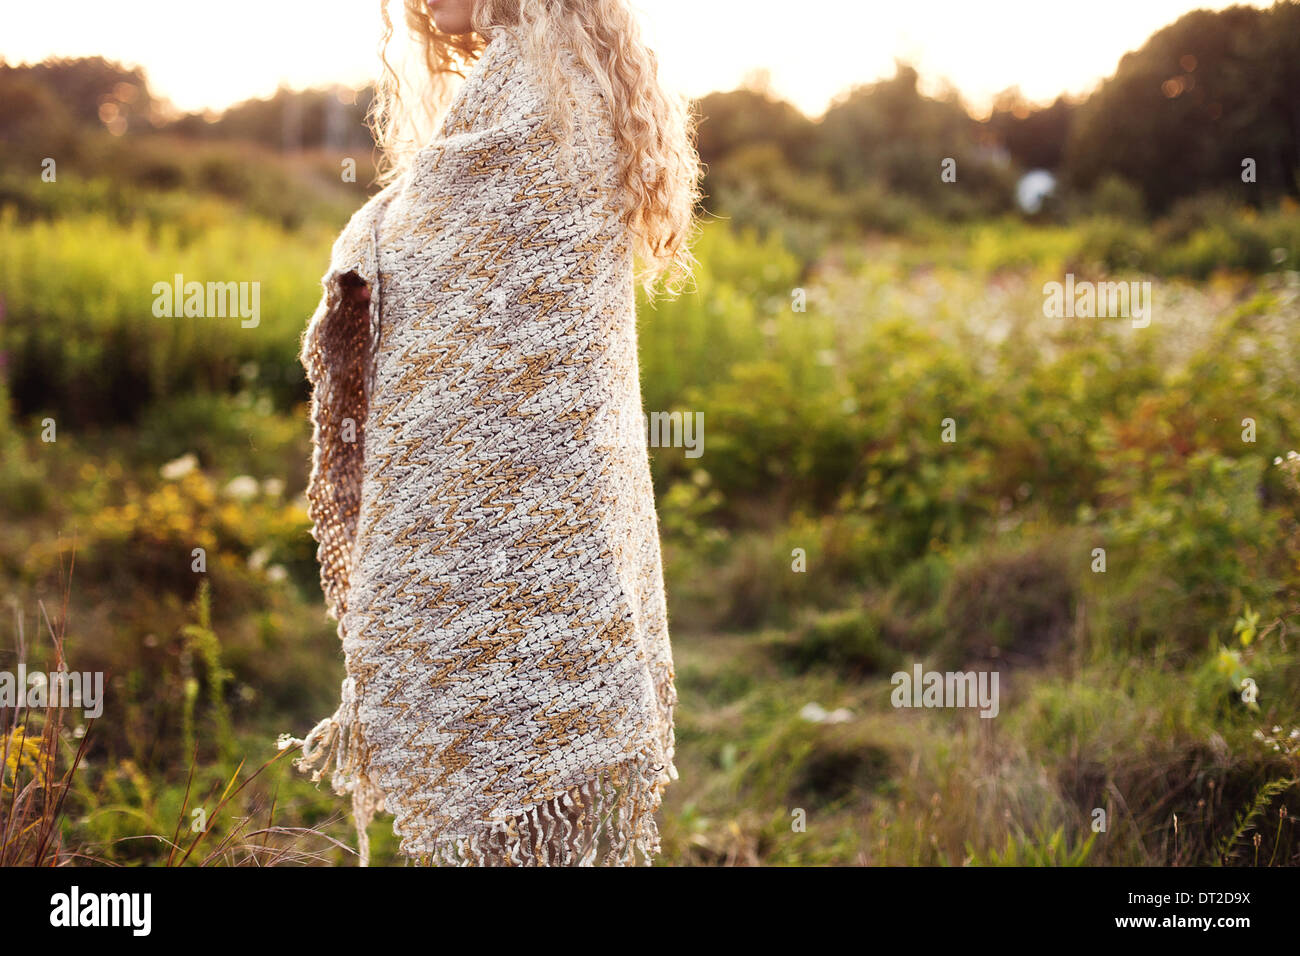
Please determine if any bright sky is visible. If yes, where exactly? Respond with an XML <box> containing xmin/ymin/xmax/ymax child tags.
<box><xmin>1</xmin><ymin>0</ymin><xmax>1269</xmax><ymax>118</ymax></box>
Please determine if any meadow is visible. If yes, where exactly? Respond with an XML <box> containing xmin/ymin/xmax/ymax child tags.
<box><xmin>2</xmin><ymin>160</ymin><xmax>1298</xmax><ymax>865</ymax></box>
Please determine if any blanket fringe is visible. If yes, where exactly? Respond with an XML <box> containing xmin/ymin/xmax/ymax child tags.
<box><xmin>410</xmin><ymin>753</ymin><xmax>666</xmax><ymax>867</ymax></box>
<box><xmin>279</xmin><ymin>676</ymin><xmax>676</xmax><ymax>867</ymax></box>
<box><xmin>276</xmin><ymin>676</ymin><xmax>386</xmax><ymax>867</ymax></box>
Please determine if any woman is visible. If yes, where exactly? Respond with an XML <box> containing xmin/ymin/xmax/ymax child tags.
<box><xmin>278</xmin><ymin>0</ymin><xmax>701</xmax><ymax>867</ymax></box>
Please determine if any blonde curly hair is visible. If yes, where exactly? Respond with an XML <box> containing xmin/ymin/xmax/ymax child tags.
<box><xmin>372</xmin><ymin>0</ymin><xmax>702</xmax><ymax>298</ymax></box>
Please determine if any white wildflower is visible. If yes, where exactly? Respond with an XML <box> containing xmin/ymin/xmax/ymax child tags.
<box><xmin>800</xmin><ymin>702</ymin><xmax>828</xmax><ymax>723</ymax></box>
<box><xmin>160</xmin><ymin>453</ymin><xmax>198</xmax><ymax>481</ymax></box>
<box><xmin>224</xmin><ymin>475</ymin><xmax>260</xmax><ymax>500</ymax></box>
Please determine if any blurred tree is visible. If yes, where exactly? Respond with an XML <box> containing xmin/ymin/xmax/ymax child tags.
<box><xmin>166</xmin><ymin>86</ymin><xmax>376</xmax><ymax>153</ymax></box>
<box><xmin>985</xmin><ymin>90</ymin><xmax>1076</xmax><ymax>171</ymax></box>
<box><xmin>695</xmin><ymin>88</ymin><xmax>817</xmax><ymax>174</ymax></box>
<box><xmin>815</xmin><ymin>63</ymin><xmax>1014</xmax><ymax>215</ymax></box>
<box><xmin>0</xmin><ymin>74</ymin><xmax>79</xmax><ymax>163</ymax></box>
<box><xmin>1064</xmin><ymin>2</ymin><xmax>1300</xmax><ymax>210</ymax></box>
<box><xmin>0</xmin><ymin>57</ymin><xmax>154</xmax><ymax>134</ymax></box>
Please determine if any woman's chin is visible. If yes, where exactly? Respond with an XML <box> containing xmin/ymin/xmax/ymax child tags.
<box><xmin>431</xmin><ymin>14</ymin><xmax>474</xmax><ymax>36</ymax></box>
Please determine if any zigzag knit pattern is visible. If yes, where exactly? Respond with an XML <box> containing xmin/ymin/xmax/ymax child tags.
<box><xmin>279</xmin><ymin>25</ymin><xmax>677</xmax><ymax>866</ymax></box>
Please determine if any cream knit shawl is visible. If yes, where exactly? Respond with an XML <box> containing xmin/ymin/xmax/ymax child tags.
<box><xmin>278</xmin><ymin>25</ymin><xmax>677</xmax><ymax>866</ymax></box>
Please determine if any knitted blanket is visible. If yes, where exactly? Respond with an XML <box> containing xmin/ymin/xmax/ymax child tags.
<box><xmin>278</xmin><ymin>25</ymin><xmax>677</xmax><ymax>866</ymax></box>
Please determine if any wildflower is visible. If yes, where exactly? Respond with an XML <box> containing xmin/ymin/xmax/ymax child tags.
<box><xmin>160</xmin><ymin>453</ymin><xmax>198</xmax><ymax>481</ymax></box>
<box><xmin>800</xmin><ymin>702</ymin><xmax>828</xmax><ymax>723</ymax></box>
<box><xmin>223</xmin><ymin>475</ymin><xmax>259</xmax><ymax>500</ymax></box>
<box><xmin>799</xmin><ymin>702</ymin><xmax>854</xmax><ymax>724</ymax></box>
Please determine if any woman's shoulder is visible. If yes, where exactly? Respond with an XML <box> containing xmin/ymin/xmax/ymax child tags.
<box><xmin>407</xmin><ymin>27</ymin><xmax>619</xmax><ymax>184</ymax></box>
<box><xmin>446</xmin><ymin>26</ymin><xmax>612</xmax><ymax>136</ymax></box>
<box><xmin>436</xmin><ymin>26</ymin><xmax>540</xmax><ymax>138</ymax></box>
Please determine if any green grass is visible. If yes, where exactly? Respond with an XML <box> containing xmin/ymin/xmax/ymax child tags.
<box><xmin>2</xmin><ymin>193</ymin><xmax>1299</xmax><ymax>865</ymax></box>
